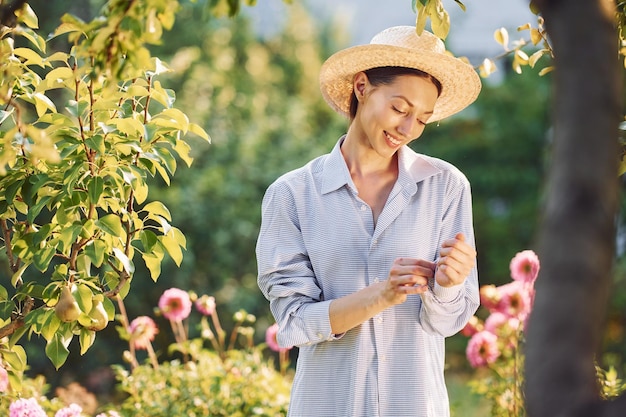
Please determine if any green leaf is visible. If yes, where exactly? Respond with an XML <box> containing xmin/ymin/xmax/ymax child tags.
<box><xmin>79</xmin><ymin>328</ymin><xmax>96</xmax><ymax>355</ymax></box>
<box><xmin>0</xmin><ymin>108</ymin><xmax>14</xmax><ymax>125</ymax></box>
<box><xmin>0</xmin><ymin>285</ymin><xmax>8</xmax><ymax>301</ymax></box>
<box><xmin>57</xmin><ymin>224</ymin><xmax>82</xmax><ymax>254</ymax></box>
<box><xmin>160</xmin><ymin>231</ymin><xmax>184</xmax><ymax>267</ymax></box>
<box><xmin>33</xmin><ymin>92</ymin><xmax>57</xmax><ymax>116</ymax></box>
<box><xmin>33</xmin><ymin>245</ymin><xmax>56</xmax><ymax>272</ymax></box>
<box><xmin>87</xmin><ymin>175</ymin><xmax>104</xmax><ymax>205</ymax></box>
<box><xmin>152</xmin><ymin>108</ymin><xmax>189</xmax><ymax>132</ymax></box>
<box><xmin>74</xmin><ymin>284</ymin><xmax>93</xmax><ymax>315</ymax></box>
<box><xmin>13</xmin><ymin>47</ymin><xmax>44</xmax><ymax>66</ymax></box>
<box><xmin>142</xmin><ymin>252</ymin><xmax>163</xmax><ymax>282</ymax></box>
<box><xmin>4</xmin><ymin>178</ymin><xmax>24</xmax><ymax>205</ymax></box>
<box><xmin>27</xmin><ymin>195</ymin><xmax>52</xmax><ymax>224</ymax></box>
<box><xmin>97</xmin><ymin>214</ymin><xmax>124</xmax><ymax>237</ymax></box>
<box><xmin>2</xmin><ymin>345</ymin><xmax>27</xmax><ymax>372</ymax></box>
<box><xmin>188</xmin><ymin>122</ymin><xmax>210</xmax><ymax>142</ymax></box>
<box><xmin>41</xmin><ymin>311</ymin><xmax>61</xmax><ymax>342</ymax></box>
<box><xmin>18</xmin><ymin>28</ymin><xmax>46</xmax><ymax>52</ymax></box>
<box><xmin>139</xmin><ymin>229</ymin><xmax>159</xmax><ymax>253</ymax></box>
<box><xmin>46</xmin><ymin>333</ymin><xmax>71</xmax><ymax>369</ymax></box>
<box><xmin>18</xmin><ymin>4</ymin><xmax>39</xmax><ymax>29</ymax></box>
<box><xmin>11</xmin><ymin>263</ymin><xmax>30</xmax><ymax>287</ymax></box>
<box><xmin>173</xmin><ymin>139</ymin><xmax>194</xmax><ymax>167</ymax></box>
<box><xmin>0</xmin><ymin>300</ymin><xmax>14</xmax><ymax>320</ymax></box>
<box><xmin>143</xmin><ymin>201</ymin><xmax>172</xmax><ymax>221</ymax></box>
<box><xmin>8</xmin><ymin>325</ymin><xmax>28</xmax><ymax>348</ymax></box>
<box><xmin>113</xmin><ymin>248</ymin><xmax>135</xmax><ymax>274</ymax></box>
<box><xmin>84</xmin><ymin>240</ymin><xmax>108</xmax><ymax>267</ymax></box>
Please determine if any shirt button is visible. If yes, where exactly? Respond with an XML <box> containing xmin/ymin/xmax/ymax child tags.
<box><xmin>373</xmin><ymin>277</ymin><xmax>379</xmax><ymax>283</ymax></box>
<box><xmin>372</xmin><ymin>239</ymin><xmax>378</xmax><ymax>245</ymax></box>
<box><xmin>376</xmin><ymin>317</ymin><xmax>383</xmax><ymax>323</ymax></box>
<box><xmin>360</xmin><ymin>205</ymin><xmax>367</xmax><ymax>211</ymax></box>
<box><xmin>317</xmin><ymin>333</ymin><xmax>323</xmax><ymax>339</ymax></box>
<box><xmin>381</xmin><ymin>355</ymin><xmax>387</xmax><ymax>362</ymax></box>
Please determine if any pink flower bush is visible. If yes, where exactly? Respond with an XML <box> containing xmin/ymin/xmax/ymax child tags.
<box><xmin>9</xmin><ymin>397</ymin><xmax>46</xmax><ymax>417</ymax></box>
<box><xmin>129</xmin><ymin>316</ymin><xmax>159</xmax><ymax>350</ymax></box>
<box><xmin>0</xmin><ymin>364</ymin><xmax>9</xmax><ymax>392</ymax></box>
<box><xmin>509</xmin><ymin>249</ymin><xmax>540</xmax><ymax>284</ymax></box>
<box><xmin>55</xmin><ymin>404</ymin><xmax>83</xmax><ymax>417</ymax></box>
<box><xmin>266</xmin><ymin>323</ymin><xmax>292</xmax><ymax>353</ymax></box>
<box><xmin>158</xmin><ymin>288</ymin><xmax>192</xmax><ymax>321</ymax></box>
<box><xmin>466</xmin><ymin>330</ymin><xmax>500</xmax><ymax>368</ymax></box>
<box><xmin>464</xmin><ymin>249</ymin><xmax>541</xmax><ymax>415</ymax></box>
<box><xmin>195</xmin><ymin>295</ymin><xmax>216</xmax><ymax>316</ymax></box>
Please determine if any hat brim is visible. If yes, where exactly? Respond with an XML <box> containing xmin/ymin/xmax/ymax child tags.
<box><xmin>319</xmin><ymin>44</ymin><xmax>482</xmax><ymax>122</ymax></box>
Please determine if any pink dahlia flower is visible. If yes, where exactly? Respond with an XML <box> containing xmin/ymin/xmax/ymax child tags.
<box><xmin>158</xmin><ymin>288</ymin><xmax>192</xmax><ymax>321</ymax></box>
<box><xmin>55</xmin><ymin>404</ymin><xmax>83</xmax><ymax>417</ymax></box>
<box><xmin>484</xmin><ymin>311</ymin><xmax>521</xmax><ymax>334</ymax></box>
<box><xmin>496</xmin><ymin>281</ymin><xmax>534</xmax><ymax>321</ymax></box>
<box><xmin>265</xmin><ymin>323</ymin><xmax>292</xmax><ymax>353</ymax></box>
<box><xmin>509</xmin><ymin>249</ymin><xmax>540</xmax><ymax>284</ymax></box>
<box><xmin>466</xmin><ymin>330</ymin><xmax>500</xmax><ymax>368</ymax></box>
<box><xmin>9</xmin><ymin>398</ymin><xmax>46</xmax><ymax>417</ymax></box>
<box><xmin>129</xmin><ymin>316</ymin><xmax>159</xmax><ymax>350</ymax></box>
<box><xmin>195</xmin><ymin>295</ymin><xmax>216</xmax><ymax>316</ymax></box>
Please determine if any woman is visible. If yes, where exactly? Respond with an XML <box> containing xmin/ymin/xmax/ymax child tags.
<box><xmin>257</xmin><ymin>25</ymin><xmax>481</xmax><ymax>417</ymax></box>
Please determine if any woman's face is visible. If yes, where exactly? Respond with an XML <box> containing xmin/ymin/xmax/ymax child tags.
<box><xmin>353</xmin><ymin>72</ymin><xmax>439</xmax><ymax>158</ymax></box>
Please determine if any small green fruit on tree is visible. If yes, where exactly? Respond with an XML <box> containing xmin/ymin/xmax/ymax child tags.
<box><xmin>0</xmin><ymin>0</ymin><xmax>209</xmax><ymax>392</ymax></box>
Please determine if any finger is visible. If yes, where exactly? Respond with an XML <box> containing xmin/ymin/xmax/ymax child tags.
<box><xmin>440</xmin><ymin>239</ymin><xmax>476</xmax><ymax>259</ymax></box>
<box><xmin>397</xmin><ymin>284</ymin><xmax>429</xmax><ymax>294</ymax></box>
<box><xmin>394</xmin><ymin>257</ymin><xmax>436</xmax><ymax>269</ymax></box>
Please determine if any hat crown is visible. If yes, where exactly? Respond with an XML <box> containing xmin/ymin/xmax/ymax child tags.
<box><xmin>370</xmin><ymin>26</ymin><xmax>445</xmax><ymax>55</ymax></box>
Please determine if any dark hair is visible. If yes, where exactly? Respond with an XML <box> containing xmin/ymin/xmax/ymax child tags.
<box><xmin>349</xmin><ymin>66</ymin><xmax>442</xmax><ymax>119</ymax></box>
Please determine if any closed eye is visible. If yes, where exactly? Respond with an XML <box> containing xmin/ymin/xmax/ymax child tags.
<box><xmin>392</xmin><ymin>106</ymin><xmax>406</xmax><ymax>115</ymax></box>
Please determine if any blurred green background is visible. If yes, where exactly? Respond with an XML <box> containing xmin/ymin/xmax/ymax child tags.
<box><xmin>8</xmin><ymin>0</ymin><xmax>626</xmax><ymax>411</ymax></box>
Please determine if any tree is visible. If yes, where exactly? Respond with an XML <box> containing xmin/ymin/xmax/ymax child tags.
<box><xmin>0</xmin><ymin>0</ymin><xmax>207</xmax><ymax>390</ymax></box>
<box><xmin>523</xmin><ymin>1</ymin><xmax>626</xmax><ymax>416</ymax></box>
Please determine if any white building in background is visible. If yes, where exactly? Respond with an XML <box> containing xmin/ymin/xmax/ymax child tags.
<box><xmin>245</xmin><ymin>0</ymin><xmax>536</xmax><ymax>81</ymax></box>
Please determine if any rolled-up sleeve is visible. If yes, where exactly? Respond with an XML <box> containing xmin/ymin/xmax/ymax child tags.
<box><xmin>419</xmin><ymin>174</ymin><xmax>480</xmax><ymax>337</ymax></box>
<box><xmin>256</xmin><ymin>181</ymin><xmax>334</xmax><ymax>348</ymax></box>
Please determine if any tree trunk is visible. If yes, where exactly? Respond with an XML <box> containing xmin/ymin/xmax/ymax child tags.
<box><xmin>525</xmin><ymin>1</ymin><xmax>625</xmax><ymax>416</ymax></box>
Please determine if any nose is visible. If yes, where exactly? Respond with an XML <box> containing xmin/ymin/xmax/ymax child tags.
<box><xmin>397</xmin><ymin>117</ymin><xmax>418</xmax><ymax>139</ymax></box>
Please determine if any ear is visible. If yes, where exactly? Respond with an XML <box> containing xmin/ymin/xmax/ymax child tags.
<box><xmin>353</xmin><ymin>72</ymin><xmax>369</xmax><ymax>102</ymax></box>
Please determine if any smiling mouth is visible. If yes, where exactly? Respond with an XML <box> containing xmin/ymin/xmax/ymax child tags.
<box><xmin>385</xmin><ymin>131</ymin><xmax>402</xmax><ymax>146</ymax></box>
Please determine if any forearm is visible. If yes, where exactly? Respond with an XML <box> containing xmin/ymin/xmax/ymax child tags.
<box><xmin>329</xmin><ymin>282</ymin><xmax>389</xmax><ymax>334</ymax></box>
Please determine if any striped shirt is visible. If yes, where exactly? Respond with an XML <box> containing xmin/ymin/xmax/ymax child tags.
<box><xmin>257</xmin><ymin>137</ymin><xmax>480</xmax><ymax>417</ymax></box>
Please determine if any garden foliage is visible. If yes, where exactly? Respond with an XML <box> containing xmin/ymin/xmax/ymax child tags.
<box><xmin>0</xmin><ymin>0</ymin><xmax>208</xmax><ymax>392</ymax></box>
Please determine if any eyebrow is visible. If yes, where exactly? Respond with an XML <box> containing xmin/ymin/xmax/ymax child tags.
<box><xmin>392</xmin><ymin>95</ymin><xmax>434</xmax><ymax>115</ymax></box>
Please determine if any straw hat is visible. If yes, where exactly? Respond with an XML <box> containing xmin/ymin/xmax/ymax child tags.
<box><xmin>319</xmin><ymin>26</ymin><xmax>482</xmax><ymax>123</ymax></box>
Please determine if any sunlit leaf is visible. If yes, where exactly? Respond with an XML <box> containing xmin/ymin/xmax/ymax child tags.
<box><xmin>46</xmin><ymin>333</ymin><xmax>71</xmax><ymax>369</ymax></box>
<box><xmin>113</xmin><ymin>247</ymin><xmax>135</xmax><ymax>274</ymax></box>
<box><xmin>79</xmin><ymin>328</ymin><xmax>96</xmax><ymax>355</ymax></box>
<box><xmin>13</xmin><ymin>47</ymin><xmax>44</xmax><ymax>66</ymax></box>
<box><xmin>97</xmin><ymin>214</ymin><xmax>124</xmax><ymax>237</ymax></box>
<box><xmin>494</xmin><ymin>28</ymin><xmax>509</xmax><ymax>49</ymax></box>
<box><xmin>143</xmin><ymin>201</ymin><xmax>172</xmax><ymax>221</ymax></box>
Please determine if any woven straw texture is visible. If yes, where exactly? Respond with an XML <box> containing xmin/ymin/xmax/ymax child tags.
<box><xmin>319</xmin><ymin>26</ymin><xmax>482</xmax><ymax>122</ymax></box>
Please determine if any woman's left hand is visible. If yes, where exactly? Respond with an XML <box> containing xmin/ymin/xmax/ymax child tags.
<box><xmin>435</xmin><ymin>233</ymin><xmax>476</xmax><ymax>287</ymax></box>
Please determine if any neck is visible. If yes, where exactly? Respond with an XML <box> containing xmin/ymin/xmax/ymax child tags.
<box><xmin>341</xmin><ymin>128</ymin><xmax>398</xmax><ymax>178</ymax></box>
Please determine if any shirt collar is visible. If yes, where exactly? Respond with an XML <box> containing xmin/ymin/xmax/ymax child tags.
<box><xmin>321</xmin><ymin>136</ymin><xmax>442</xmax><ymax>195</ymax></box>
